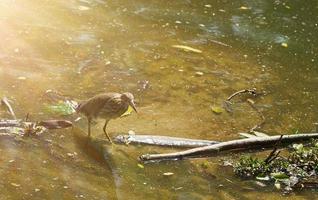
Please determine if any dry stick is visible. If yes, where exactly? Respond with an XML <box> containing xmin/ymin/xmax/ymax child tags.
<box><xmin>264</xmin><ymin>135</ymin><xmax>283</xmax><ymax>164</ymax></box>
<box><xmin>139</xmin><ymin>133</ymin><xmax>318</xmax><ymax>162</ymax></box>
<box><xmin>225</xmin><ymin>89</ymin><xmax>265</xmax><ymax>131</ymax></box>
<box><xmin>226</xmin><ymin>88</ymin><xmax>257</xmax><ymax>101</ymax></box>
<box><xmin>114</xmin><ymin>134</ymin><xmax>219</xmax><ymax>148</ymax></box>
<box><xmin>1</xmin><ymin>97</ymin><xmax>16</xmax><ymax>119</ymax></box>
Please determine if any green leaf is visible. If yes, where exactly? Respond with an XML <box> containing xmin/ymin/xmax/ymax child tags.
<box><xmin>271</xmin><ymin>172</ymin><xmax>289</xmax><ymax>180</ymax></box>
<box><xmin>211</xmin><ymin>106</ymin><xmax>223</xmax><ymax>114</ymax></box>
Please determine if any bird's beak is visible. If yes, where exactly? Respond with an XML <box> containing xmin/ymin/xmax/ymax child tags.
<box><xmin>130</xmin><ymin>101</ymin><xmax>138</xmax><ymax>113</ymax></box>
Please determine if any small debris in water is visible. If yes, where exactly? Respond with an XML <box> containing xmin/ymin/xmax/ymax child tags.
<box><xmin>239</xmin><ymin>6</ymin><xmax>250</xmax><ymax>10</ymax></box>
<box><xmin>137</xmin><ymin>163</ymin><xmax>144</xmax><ymax>169</ymax></box>
<box><xmin>78</xmin><ymin>6</ymin><xmax>90</xmax><ymax>11</ymax></box>
<box><xmin>9</xmin><ymin>159</ymin><xmax>15</xmax><ymax>163</ymax></box>
<box><xmin>211</xmin><ymin>106</ymin><xmax>223</xmax><ymax>114</ymax></box>
<box><xmin>63</xmin><ymin>186</ymin><xmax>68</xmax><ymax>189</ymax></box>
<box><xmin>281</xmin><ymin>42</ymin><xmax>288</xmax><ymax>47</ymax></box>
<box><xmin>255</xmin><ymin>181</ymin><xmax>267</xmax><ymax>187</ymax></box>
<box><xmin>172</xmin><ymin>45</ymin><xmax>202</xmax><ymax>53</ymax></box>
<box><xmin>17</xmin><ymin>76</ymin><xmax>26</xmax><ymax>80</ymax></box>
<box><xmin>163</xmin><ymin>172</ymin><xmax>174</xmax><ymax>176</ymax></box>
<box><xmin>11</xmin><ymin>183</ymin><xmax>20</xmax><ymax>187</ymax></box>
<box><xmin>195</xmin><ymin>71</ymin><xmax>204</xmax><ymax>76</ymax></box>
<box><xmin>128</xmin><ymin>130</ymin><xmax>135</xmax><ymax>135</ymax></box>
<box><xmin>34</xmin><ymin>188</ymin><xmax>40</xmax><ymax>192</ymax></box>
<box><xmin>204</xmin><ymin>4</ymin><xmax>212</xmax><ymax>8</ymax></box>
<box><xmin>175</xmin><ymin>21</ymin><xmax>182</xmax><ymax>24</ymax></box>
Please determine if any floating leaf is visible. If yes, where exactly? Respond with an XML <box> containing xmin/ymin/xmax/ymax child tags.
<box><xmin>211</xmin><ymin>106</ymin><xmax>223</xmax><ymax>114</ymax></box>
<box><xmin>163</xmin><ymin>172</ymin><xmax>174</xmax><ymax>176</ymax></box>
<box><xmin>281</xmin><ymin>42</ymin><xmax>288</xmax><ymax>47</ymax></box>
<box><xmin>195</xmin><ymin>71</ymin><xmax>204</xmax><ymax>76</ymax></box>
<box><xmin>172</xmin><ymin>45</ymin><xmax>202</xmax><ymax>53</ymax></box>
<box><xmin>11</xmin><ymin>183</ymin><xmax>20</xmax><ymax>187</ymax></box>
<box><xmin>271</xmin><ymin>172</ymin><xmax>289</xmax><ymax>180</ymax></box>
<box><xmin>78</xmin><ymin>6</ymin><xmax>90</xmax><ymax>11</ymax></box>
<box><xmin>137</xmin><ymin>163</ymin><xmax>144</xmax><ymax>169</ymax></box>
<box><xmin>239</xmin><ymin>6</ymin><xmax>250</xmax><ymax>10</ymax></box>
<box><xmin>246</xmin><ymin>98</ymin><xmax>255</xmax><ymax>104</ymax></box>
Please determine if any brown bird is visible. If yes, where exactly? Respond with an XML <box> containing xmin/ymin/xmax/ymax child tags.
<box><xmin>76</xmin><ymin>92</ymin><xmax>137</xmax><ymax>143</ymax></box>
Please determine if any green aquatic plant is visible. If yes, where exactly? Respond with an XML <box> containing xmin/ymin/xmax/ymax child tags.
<box><xmin>44</xmin><ymin>101</ymin><xmax>76</xmax><ymax>116</ymax></box>
<box><xmin>234</xmin><ymin>140</ymin><xmax>318</xmax><ymax>191</ymax></box>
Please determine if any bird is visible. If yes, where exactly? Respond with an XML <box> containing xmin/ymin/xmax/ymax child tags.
<box><xmin>75</xmin><ymin>92</ymin><xmax>137</xmax><ymax>143</ymax></box>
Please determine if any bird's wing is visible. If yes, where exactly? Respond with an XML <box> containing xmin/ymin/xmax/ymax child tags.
<box><xmin>78</xmin><ymin>93</ymin><xmax>118</xmax><ymax>118</ymax></box>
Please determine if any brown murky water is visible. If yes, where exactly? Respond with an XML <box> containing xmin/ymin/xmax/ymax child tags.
<box><xmin>0</xmin><ymin>0</ymin><xmax>317</xmax><ymax>199</ymax></box>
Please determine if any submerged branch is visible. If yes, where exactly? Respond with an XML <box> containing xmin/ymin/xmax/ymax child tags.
<box><xmin>114</xmin><ymin>134</ymin><xmax>219</xmax><ymax>148</ymax></box>
<box><xmin>226</xmin><ymin>88</ymin><xmax>258</xmax><ymax>102</ymax></box>
<box><xmin>139</xmin><ymin>133</ymin><xmax>318</xmax><ymax>162</ymax></box>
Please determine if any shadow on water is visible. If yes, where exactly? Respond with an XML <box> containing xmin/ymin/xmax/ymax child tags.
<box><xmin>72</xmin><ymin>127</ymin><xmax>120</xmax><ymax>200</ymax></box>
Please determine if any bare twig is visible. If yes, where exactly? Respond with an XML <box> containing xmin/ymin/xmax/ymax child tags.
<box><xmin>140</xmin><ymin>133</ymin><xmax>318</xmax><ymax>162</ymax></box>
<box><xmin>226</xmin><ymin>88</ymin><xmax>257</xmax><ymax>102</ymax></box>
<box><xmin>25</xmin><ymin>113</ymin><xmax>30</xmax><ymax>122</ymax></box>
<box><xmin>264</xmin><ymin>135</ymin><xmax>283</xmax><ymax>164</ymax></box>
<box><xmin>1</xmin><ymin>97</ymin><xmax>16</xmax><ymax>119</ymax></box>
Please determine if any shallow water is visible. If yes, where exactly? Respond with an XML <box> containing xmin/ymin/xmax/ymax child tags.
<box><xmin>0</xmin><ymin>0</ymin><xmax>317</xmax><ymax>199</ymax></box>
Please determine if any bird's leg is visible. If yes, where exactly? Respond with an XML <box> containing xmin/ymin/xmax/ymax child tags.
<box><xmin>103</xmin><ymin>119</ymin><xmax>112</xmax><ymax>143</ymax></box>
<box><xmin>87</xmin><ymin>118</ymin><xmax>91</xmax><ymax>137</ymax></box>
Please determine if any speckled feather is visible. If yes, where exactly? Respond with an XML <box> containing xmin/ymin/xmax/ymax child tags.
<box><xmin>76</xmin><ymin>93</ymin><xmax>129</xmax><ymax>120</ymax></box>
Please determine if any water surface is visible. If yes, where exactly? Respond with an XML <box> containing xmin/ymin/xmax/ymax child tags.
<box><xmin>0</xmin><ymin>0</ymin><xmax>317</xmax><ymax>199</ymax></box>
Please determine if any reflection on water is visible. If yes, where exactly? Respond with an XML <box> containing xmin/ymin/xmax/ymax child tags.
<box><xmin>0</xmin><ymin>0</ymin><xmax>317</xmax><ymax>199</ymax></box>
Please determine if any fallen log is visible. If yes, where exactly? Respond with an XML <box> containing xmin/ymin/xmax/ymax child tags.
<box><xmin>139</xmin><ymin>133</ymin><xmax>318</xmax><ymax>162</ymax></box>
<box><xmin>114</xmin><ymin>134</ymin><xmax>219</xmax><ymax>148</ymax></box>
<box><xmin>0</xmin><ymin>119</ymin><xmax>21</xmax><ymax>127</ymax></box>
